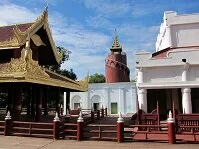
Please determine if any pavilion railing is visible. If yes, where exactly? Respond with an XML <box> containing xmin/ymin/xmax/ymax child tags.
<box><xmin>12</xmin><ymin>121</ymin><xmax>53</xmax><ymax>138</ymax></box>
<box><xmin>83</xmin><ymin>124</ymin><xmax>117</xmax><ymax>141</ymax></box>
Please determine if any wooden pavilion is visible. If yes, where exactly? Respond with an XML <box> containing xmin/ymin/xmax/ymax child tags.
<box><xmin>0</xmin><ymin>8</ymin><xmax>88</xmax><ymax>121</ymax></box>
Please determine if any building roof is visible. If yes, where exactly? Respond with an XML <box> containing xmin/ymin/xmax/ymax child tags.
<box><xmin>152</xmin><ymin>47</ymin><xmax>172</xmax><ymax>58</ymax></box>
<box><xmin>152</xmin><ymin>46</ymin><xmax>199</xmax><ymax>58</ymax></box>
<box><xmin>0</xmin><ymin>23</ymin><xmax>33</xmax><ymax>43</ymax></box>
<box><xmin>0</xmin><ymin>8</ymin><xmax>62</xmax><ymax>64</ymax></box>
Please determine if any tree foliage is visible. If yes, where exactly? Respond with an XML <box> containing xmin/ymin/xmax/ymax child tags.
<box><xmin>44</xmin><ymin>46</ymin><xmax>77</xmax><ymax>80</ymax></box>
<box><xmin>57</xmin><ymin>68</ymin><xmax>77</xmax><ymax>80</ymax></box>
<box><xmin>89</xmin><ymin>73</ymin><xmax>105</xmax><ymax>83</ymax></box>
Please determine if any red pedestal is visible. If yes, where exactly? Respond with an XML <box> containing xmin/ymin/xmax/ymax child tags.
<box><xmin>77</xmin><ymin>121</ymin><xmax>83</xmax><ymax>141</ymax></box>
<box><xmin>167</xmin><ymin>122</ymin><xmax>176</xmax><ymax>144</ymax></box>
<box><xmin>117</xmin><ymin>122</ymin><xmax>124</xmax><ymax>143</ymax></box>
<box><xmin>4</xmin><ymin>118</ymin><xmax>12</xmax><ymax>136</ymax></box>
<box><xmin>53</xmin><ymin>120</ymin><xmax>60</xmax><ymax>140</ymax></box>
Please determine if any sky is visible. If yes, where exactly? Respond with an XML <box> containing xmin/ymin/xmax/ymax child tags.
<box><xmin>0</xmin><ymin>0</ymin><xmax>199</xmax><ymax>80</ymax></box>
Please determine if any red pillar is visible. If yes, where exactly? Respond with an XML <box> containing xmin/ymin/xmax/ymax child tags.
<box><xmin>91</xmin><ymin>110</ymin><xmax>94</xmax><ymax>122</ymax></box>
<box><xmin>66</xmin><ymin>90</ymin><xmax>70</xmax><ymax>113</ymax></box>
<box><xmin>56</xmin><ymin>89</ymin><xmax>61</xmax><ymax>117</ymax></box>
<box><xmin>167</xmin><ymin>111</ymin><xmax>176</xmax><ymax>144</ymax></box>
<box><xmin>31</xmin><ymin>86</ymin><xmax>35</xmax><ymax>117</ymax></box>
<box><xmin>43</xmin><ymin>87</ymin><xmax>48</xmax><ymax>116</ymax></box>
<box><xmin>26</xmin><ymin>88</ymin><xmax>31</xmax><ymax>116</ymax></box>
<box><xmin>105</xmin><ymin>107</ymin><xmax>107</xmax><ymax>116</ymax></box>
<box><xmin>4</xmin><ymin>112</ymin><xmax>12</xmax><ymax>136</ymax></box>
<box><xmin>97</xmin><ymin>110</ymin><xmax>100</xmax><ymax>119</ymax></box>
<box><xmin>117</xmin><ymin>113</ymin><xmax>124</xmax><ymax>143</ymax></box>
<box><xmin>12</xmin><ymin>86</ymin><xmax>22</xmax><ymax>120</ymax></box>
<box><xmin>53</xmin><ymin>113</ymin><xmax>60</xmax><ymax>140</ymax></box>
<box><xmin>60</xmin><ymin>104</ymin><xmax>63</xmax><ymax>116</ymax></box>
<box><xmin>77</xmin><ymin>112</ymin><xmax>84</xmax><ymax>141</ymax></box>
<box><xmin>101</xmin><ymin>107</ymin><xmax>104</xmax><ymax>118</ymax></box>
<box><xmin>7</xmin><ymin>90</ymin><xmax>13</xmax><ymax>117</ymax></box>
<box><xmin>35</xmin><ymin>87</ymin><xmax>42</xmax><ymax>122</ymax></box>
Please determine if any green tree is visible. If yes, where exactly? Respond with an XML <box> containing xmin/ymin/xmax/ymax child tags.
<box><xmin>89</xmin><ymin>73</ymin><xmax>105</xmax><ymax>83</ymax></box>
<box><xmin>44</xmin><ymin>46</ymin><xmax>77</xmax><ymax>80</ymax></box>
<box><xmin>57</xmin><ymin>68</ymin><xmax>77</xmax><ymax>80</ymax></box>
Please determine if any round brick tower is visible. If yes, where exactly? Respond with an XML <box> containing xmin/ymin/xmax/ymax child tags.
<box><xmin>105</xmin><ymin>32</ymin><xmax>130</xmax><ymax>83</ymax></box>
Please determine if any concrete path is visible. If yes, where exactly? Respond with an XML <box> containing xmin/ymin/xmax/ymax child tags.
<box><xmin>0</xmin><ymin>136</ymin><xmax>198</xmax><ymax>149</ymax></box>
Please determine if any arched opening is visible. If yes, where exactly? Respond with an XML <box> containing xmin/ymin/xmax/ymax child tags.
<box><xmin>91</xmin><ymin>95</ymin><xmax>101</xmax><ymax>111</ymax></box>
<box><xmin>71</xmin><ymin>95</ymin><xmax>81</xmax><ymax>110</ymax></box>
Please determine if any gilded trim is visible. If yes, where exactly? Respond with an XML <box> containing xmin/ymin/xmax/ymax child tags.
<box><xmin>0</xmin><ymin>40</ymin><xmax>88</xmax><ymax>91</ymax></box>
<box><xmin>0</xmin><ymin>40</ymin><xmax>49</xmax><ymax>79</ymax></box>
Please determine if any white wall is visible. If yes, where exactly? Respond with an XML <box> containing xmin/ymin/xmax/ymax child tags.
<box><xmin>136</xmin><ymin>49</ymin><xmax>199</xmax><ymax>89</ymax></box>
<box><xmin>144</xmin><ymin>66</ymin><xmax>182</xmax><ymax>83</ymax></box>
<box><xmin>70</xmin><ymin>82</ymin><xmax>137</xmax><ymax>115</ymax></box>
<box><xmin>156</xmin><ymin>11</ymin><xmax>199</xmax><ymax>51</ymax></box>
<box><xmin>171</xmin><ymin>24</ymin><xmax>199</xmax><ymax>47</ymax></box>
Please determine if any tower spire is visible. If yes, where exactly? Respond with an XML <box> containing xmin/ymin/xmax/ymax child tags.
<box><xmin>110</xmin><ymin>29</ymin><xmax>122</xmax><ymax>52</ymax></box>
<box><xmin>114</xmin><ymin>28</ymin><xmax>117</xmax><ymax>38</ymax></box>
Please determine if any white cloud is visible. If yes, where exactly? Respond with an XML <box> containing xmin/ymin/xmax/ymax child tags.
<box><xmin>0</xmin><ymin>1</ymin><xmax>38</xmax><ymax>26</ymax></box>
<box><xmin>86</xmin><ymin>15</ymin><xmax>113</xmax><ymax>29</ymax></box>
<box><xmin>83</xmin><ymin>0</ymin><xmax>131</xmax><ymax>17</ymax></box>
<box><xmin>52</xmin><ymin>26</ymin><xmax>110</xmax><ymax>54</ymax></box>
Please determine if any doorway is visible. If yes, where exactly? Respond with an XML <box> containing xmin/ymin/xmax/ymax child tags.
<box><xmin>191</xmin><ymin>88</ymin><xmax>199</xmax><ymax>113</ymax></box>
<box><xmin>93</xmin><ymin>103</ymin><xmax>99</xmax><ymax>111</ymax></box>
<box><xmin>111</xmin><ymin>103</ymin><xmax>118</xmax><ymax>114</ymax></box>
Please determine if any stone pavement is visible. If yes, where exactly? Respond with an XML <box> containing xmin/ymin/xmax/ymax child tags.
<box><xmin>0</xmin><ymin>136</ymin><xmax>198</xmax><ymax>149</ymax></box>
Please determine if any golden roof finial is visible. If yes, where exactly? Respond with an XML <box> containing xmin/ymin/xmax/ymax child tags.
<box><xmin>110</xmin><ymin>28</ymin><xmax>122</xmax><ymax>51</ymax></box>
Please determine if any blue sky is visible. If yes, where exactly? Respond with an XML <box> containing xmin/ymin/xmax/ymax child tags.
<box><xmin>0</xmin><ymin>0</ymin><xmax>199</xmax><ymax>80</ymax></box>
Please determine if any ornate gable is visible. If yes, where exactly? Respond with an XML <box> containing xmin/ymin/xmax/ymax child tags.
<box><xmin>0</xmin><ymin>7</ymin><xmax>62</xmax><ymax>64</ymax></box>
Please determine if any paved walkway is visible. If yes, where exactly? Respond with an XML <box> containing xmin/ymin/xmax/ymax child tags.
<box><xmin>0</xmin><ymin>136</ymin><xmax>198</xmax><ymax>149</ymax></box>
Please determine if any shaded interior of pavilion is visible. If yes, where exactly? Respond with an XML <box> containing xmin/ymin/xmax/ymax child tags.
<box><xmin>0</xmin><ymin>82</ymin><xmax>74</xmax><ymax>122</ymax></box>
<box><xmin>147</xmin><ymin>88</ymin><xmax>199</xmax><ymax>120</ymax></box>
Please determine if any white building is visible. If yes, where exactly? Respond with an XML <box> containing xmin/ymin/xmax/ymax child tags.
<box><xmin>136</xmin><ymin>11</ymin><xmax>199</xmax><ymax>116</ymax></box>
<box><xmin>156</xmin><ymin>11</ymin><xmax>199</xmax><ymax>51</ymax></box>
<box><xmin>69</xmin><ymin>82</ymin><xmax>136</xmax><ymax>115</ymax></box>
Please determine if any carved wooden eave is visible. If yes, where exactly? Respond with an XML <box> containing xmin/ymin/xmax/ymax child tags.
<box><xmin>43</xmin><ymin>69</ymin><xmax>88</xmax><ymax>91</ymax></box>
<box><xmin>0</xmin><ymin>47</ymin><xmax>88</xmax><ymax>91</ymax></box>
<box><xmin>0</xmin><ymin>7</ymin><xmax>62</xmax><ymax>63</ymax></box>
